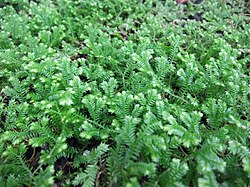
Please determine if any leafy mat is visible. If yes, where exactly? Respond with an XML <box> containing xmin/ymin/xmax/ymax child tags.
<box><xmin>0</xmin><ymin>0</ymin><xmax>249</xmax><ymax>186</ymax></box>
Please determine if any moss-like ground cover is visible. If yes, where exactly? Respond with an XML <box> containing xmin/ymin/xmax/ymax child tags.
<box><xmin>0</xmin><ymin>0</ymin><xmax>249</xmax><ymax>186</ymax></box>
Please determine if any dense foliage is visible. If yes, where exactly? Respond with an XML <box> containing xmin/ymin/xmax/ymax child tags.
<box><xmin>0</xmin><ymin>0</ymin><xmax>249</xmax><ymax>186</ymax></box>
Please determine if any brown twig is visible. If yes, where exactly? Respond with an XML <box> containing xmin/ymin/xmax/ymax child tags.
<box><xmin>179</xmin><ymin>146</ymin><xmax>189</xmax><ymax>157</ymax></box>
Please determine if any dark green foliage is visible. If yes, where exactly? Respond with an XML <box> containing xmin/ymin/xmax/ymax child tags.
<box><xmin>0</xmin><ymin>0</ymin><xmax>249</xmax><ymax>186</ymax></box>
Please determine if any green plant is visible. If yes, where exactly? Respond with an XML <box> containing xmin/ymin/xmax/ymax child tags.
<box><xmin>0</xmin><ymin>0</ymin><xmax>249</xmax><ymax>186</ymax></box>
